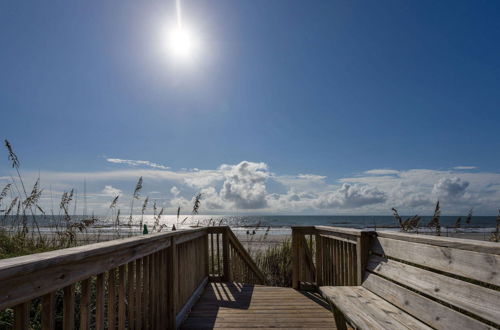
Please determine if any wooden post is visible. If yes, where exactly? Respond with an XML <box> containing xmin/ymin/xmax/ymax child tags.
<box><xmin>315</xmin><ymin>234</ymin><xmax>322</xmax><ymax>288</ymax></box>
<box><xmin>95</xmin><ymin>274</ymin><xmax>105</xmax><ymax>330</ymax></box>
<box><xmin>118</xmin><ymin>265</ymin><xmax>126</xmax><ymax>330</ymax></box>
<box><xmin>167</xmin><ymin>236</ymin><xmax>178</xmax><ymax>330</ymax></box>
<box><xmin>356</xmin><ymin>231</ymin><xmax>371</xmax><ymax>285</ymax></box>
<box><xmin>108</xmin><ymin>269</ymin><xmax>117</xmax><ymax>329</ymax></box>
<box><xmin>63</xmin><ymin>285</ymin><xmax>75</xmax><ymax>330</ymax></box>
<box><xmin>204</xmin><ymin>232</ymin><xmax>209</xmax><ymax>277</ymax></box>
<box><xmin>80</xmin><ymin>279</ymin><xmax>91</xmax><ymax>330</ymax></box>
<box><xmin>14</xmin><ymin>302</ymin><xmax>29</xmax><ymax>330</ymax></box>
<box><xmin>292</xmin><ymin>229</ymin><xmax>300</xmax><ymax>289</ymax></box>
<box><xmin>42</xmin><ymin>293</ymin><xmax>55</xmax><ymax>330</ymax></box>
<box><xmin>222</xmin><ymin>228</ymin><xmax>231</xmax><ymax>282</ymax></box>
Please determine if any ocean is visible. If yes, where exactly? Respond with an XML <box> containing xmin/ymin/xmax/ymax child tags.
<box><xmin>4</xmin><ymin>214</ymin><xmax>496</xmax><ymax>230</ymax></box>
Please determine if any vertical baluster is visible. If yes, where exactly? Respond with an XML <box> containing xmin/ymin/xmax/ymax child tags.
<box><xmin>334</xmin><ymin>240</ymin><xmax>339</xmax><ymax>285</ymax></box>
<box><xmin>14</xmin><ymin>302</ymin><xmax>29</xmax><ymax>330</ymax></box>
<box><xmin>204</xmin><ymin>232</ymin><xmax>209</xmax><ymax>277</ymax></box>
<box><xmin>143</xmin><ymin>256</ymin><xmax>149</xmax><ymax>329</ymax></box>
<box><xmin>63</xmin><ymin>284</ymin><xmax>75</xmax><ymax>330</ymax></box>
<box><xmin>96</xmin><ymin>274</ymin><xmax>105</xmax><ymax>330</ymax></box>
<box><xmin>210</xmin><ymin>233</ymin><xmax>215</xmax><ymax>277</ymax></box>
<box><xmin>354</xmin><ymin>242</ymin><xmax>358</xmax><ymax>284</ymax></box>
<box><xmin>108</xmin><ymin>269</ymin><xmax>116</xmax><ymax>330</ymax></box>
<box><xmin>127</xmin><ymin>261</ymin><xmax>135</xmax><ymax>330</ymax></box>
<box><xmin>42</xmin><ymin>293</ymin><xmax>55</xmax><ymax>330</ymax></box>
<box><xmin>315</xmin><ymin>234</ymin><xmax>322</xmax><ymax>287</ymax></box>
<box><xmin>80</xmin><ymin>279</ymin><xmax>91</xmax><ymax>330</ymax></box>
<box><xmin>118</xmin><ymin>265</ymin><xmax>126</xmax><ymax>330</ymax></box>
<box><xmin>342</xmin><ymin>241</ymin><xmax>347</xmax><ymax>285</ymax></box>
<box><xmin>135</xmin><ymin>258</ymin><xmax>142</xmax><ymax>330</ymax></box>
<box><xmin>149</xmin><ymin>254</ymin><xmax>155</xmax><ymax>328</ymax></box>
<box><xmin>216</xmin><ymin>233</ymin><xmax>221</xmax><ymax>277</ymax></box>
<box><xmin>339</xmin><ymin>241</ymin><xmax>344</xmax><ymax>285</ymax></box>
<box><xmin>160</xmin><ymin>249</ymin><xmax>168</xmax><ymax>329</ymax></box>
<box><xmin>351</xmin><ymin>243</ymin><xmax>356</xmax><ymax>285</ymax></box>
<box><xmin>167</xmin><ymin>236</ymin><xmax>178</xmax><ymax>329</ymax></box>
<box><xmin>155</xmin><ymin>252</ymin><xmax>161</xmax><ymax>329</ymax></box>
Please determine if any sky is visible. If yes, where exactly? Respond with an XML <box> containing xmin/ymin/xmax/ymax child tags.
<box><xmin>1</xmin><ymin>1</ymin><xmax>499</xmax><ymax>215</ymax></box>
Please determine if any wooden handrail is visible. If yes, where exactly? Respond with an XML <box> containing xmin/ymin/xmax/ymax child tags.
<box><xmin>226</xmin><ymin>227</ymin><xmax>267</xmax><ymax>284</ymax></box>
<box><xmin>0</xmin><ymin>227</ymin><xmax>215</xmax><ymax>329</ymax></box>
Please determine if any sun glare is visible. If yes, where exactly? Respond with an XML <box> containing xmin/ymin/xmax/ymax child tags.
<box><xmin>169</xmin><ymin>27</ymin><xmax>196</xmax><ymax>59</ymax></box>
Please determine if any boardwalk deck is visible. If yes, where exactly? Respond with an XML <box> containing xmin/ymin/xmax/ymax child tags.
<box><xmin>181</xmin><ymin>282</ymin><xmax>338</xmax><ymax>329</ymax></box>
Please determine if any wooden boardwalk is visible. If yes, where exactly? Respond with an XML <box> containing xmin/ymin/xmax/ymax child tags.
<box><xmin>180</xmin><ymin>282</ymin><xmax>338</xmax><ymax>329</ymax></box>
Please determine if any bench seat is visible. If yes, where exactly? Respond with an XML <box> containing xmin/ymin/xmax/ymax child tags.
<box><xmin>320</xmin><ymin>286</ymin><xmax>432</xmax><ymax>330</ymax></box>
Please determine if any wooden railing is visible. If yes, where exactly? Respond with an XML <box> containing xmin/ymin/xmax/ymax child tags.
<box><xmin>206</xmin><ymin>227</ymin><xmax>266</xmax><ymax>284</ymax></box>
<box><xmin>0</xmin><ymin>226</ymin><xmax>265</xmax><ymax>329</ymax></box>
<box><xmin>292</xmin><ymin>226</ymin><xmax>373</xmax><ymax>289</ymax></box>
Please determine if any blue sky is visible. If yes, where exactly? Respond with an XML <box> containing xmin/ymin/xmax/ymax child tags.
<box><xmin>1</xmin><ymin>1</ymin><xmax>499</xmax><ymax>215</ymax></box>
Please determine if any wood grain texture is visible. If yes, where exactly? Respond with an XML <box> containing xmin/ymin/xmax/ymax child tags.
<box><xmin>320</xmin><ymin>286</ymin><xmax>432</xmax><ymax>330</ymax></box>
<box><xmin>367</xmin><ymin>254</ymin><xmax>500</xmax><ymax>324</ymax></box>
<box><xmin>42</xmin><ymin>292</ymin><xmax>55</xmax><ymax>330</ymax></box>
<box><xmin>376</xmin><ymin>231</ymin><xmax>500</xmax><ymax>255</ymax></box>
<box><xmin>79</xmin><ymin>279</ymin><xmax>91</xmax><ymax>330</ymax></box>
<box><xmin>362</xmin><ymin>273</ymin><xmax>493</xmax><ymax>330</ymax></box>
<box><xmin>63</xmin><ymin>285</ymin><xmax>75</xmax><ymax>330</ymax></box>
<box><xmin>95</xmin><ymin>273</ymin><xmax>105</xmax><ymax>330</ymax></box>
<box><xmin>372</xmin><ymin>236</ymin><xmax>500</xmax><ymax>286</ymax></box>
<box><xmin>181</xmin><ymin>282</ymin><xmax>337</xmax><ymax>329</ymax></box>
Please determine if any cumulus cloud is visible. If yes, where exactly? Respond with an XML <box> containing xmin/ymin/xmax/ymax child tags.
<box><xmin>432</xmin><ymin>177</ymin><xmax>469</xmax><ymax>199</ymax></box>
<box><xmin>5</xmin><ymin>160</ymin><xmax>500</xmax><ymax>215</ymax></box>
<box><xmin>106</xmin><ymin>158</ymin><xmax>170</xmax><ymax>170</ymax></box>
<box><xmin>102</xmin><ymin>185</ymin><xmax>122</xmax><ymax>196</ymax></box>
<box><xmin>219</xmin><ymin>161</ymin><xmax>269</xmax><ymax>209</ymax></box>
<box><xmin>316</xmin><ymin>184</ymin><xmax>387</xmax><ymax>208</ymax></box>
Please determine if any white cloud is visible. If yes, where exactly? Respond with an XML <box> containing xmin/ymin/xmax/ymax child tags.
<box><xmin>4</xmin><ymin>161</ymin><xmax>500</xmax><ymax>215</ymax></box>
<box><xmin>106</xmin><ymin>158</ymin><xmax>170</xmax><ymax>170</ymax></box>
<box><xmin>219</xmin><ymin>161</ymin><xmax>269</xmax><ymax>209</ymax></box>
<box><xmin>316</xmin><ymin>184</ymin><xmax>387</xmax><ymax>209</ymax></box>
<box><xmin>101</xmin><ymin>185</ymin><xmax>122</xmax><ymax>196</ymax></box>
<box><xmin>453</xmin><ymin>166</ymin><xmax>477</xmax><ymax>170</ymax></box>
<box><xmin>432</xmin><ymin>177</ymin><xmax>469</xmax><ymax>200</ymax></box>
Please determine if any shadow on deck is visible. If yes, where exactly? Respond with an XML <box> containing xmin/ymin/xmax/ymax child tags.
<box><xmin>180</xmin><ymin>282</ymin><xmax>338</xmax><ymax>329</ymax></box>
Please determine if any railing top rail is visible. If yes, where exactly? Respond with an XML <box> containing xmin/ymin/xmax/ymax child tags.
<box><xmin>0</xmin><ymin>227</ymin><xmax>207</xmax><ymax>278</ymax></box>
<box><xmin>292</xmin><ymin>225</ymin><xmax>374</xmax><ymax>237</ymax></box>
<box><xmin>376</xmin><ymin>230</ymin><xmax>500</xmax><ymax>255</ymax></box>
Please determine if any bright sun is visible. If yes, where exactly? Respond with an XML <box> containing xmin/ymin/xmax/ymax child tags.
<box><xmin>169</xmin><ymin>27</ymin><xmax>196</xmax><ymax>59</ymax></box>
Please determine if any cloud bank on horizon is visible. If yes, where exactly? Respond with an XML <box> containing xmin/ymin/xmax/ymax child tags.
<box><xmin>1</xmin><ymin>158</ymin><xmax>498</xmax><ymax>216</ymax></box>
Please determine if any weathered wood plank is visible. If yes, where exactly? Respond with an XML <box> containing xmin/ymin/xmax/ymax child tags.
<box><xmin>108</xmin><ymin>269</ymin><xmax>116</xmax><ymax>329</ymax></box>
<box><xmin>167</xmin><ymin>236</ymin><xmax>178</xmax><ymax>329</ymax></box>
<box><xmin>181</xmin><ymin>282</ymin><xmax>337</xmax><ymax>329</ymax></box>
<box><xmin>118</xmin><ymin>265</ymin><xmax>126</xmax><ymax>330</ymax></box>
<box><xmin>14</xmin><ymin>302</ymin><xmax>29</xmax><ymax>330</ymax></box>
<box><xmin>80</xmin><ymin>279</ymin><xmax>91</xmax><ymax>330</ymax></box>
<box><xmin>321</xmin><ymin>286</ymin><xmax>432</xmax><ymax>330</ymax></box>
<box><xmin>95</xmin><ymin>273</ymin><xmax>105</xmax><ymax>330</ymax></box>
<box><xmin>362</xmin><ymin>273</ymin><xmax>492</xmax><ymax>330</ymax></box>
<box><xmin>367</xmin><ymin>254</ymin><xmax>500</xmax><ymax>324</ymax></box>
<box><xmin>42</xmin><ymin>292</ymin><xmax>55</xmax><ymax>330</ymax></box>
<box><xmin>63</xmin><ymin>285</ymin><xmax>75</xmax><ymax>330</ymax></box>
<box><xmin>0</xmin><ymin>233</ymin><xmax>172</xmax><ymax>310</ymax></box>
<box><xmin>376</xmin><ymin>231</ymin><xmax>500</xmax><ymax>255</ymax></box>
<box><xmin>372</xmin><ymin>236</ymin><xmax>500</xmax><ymax>286</ymax></box>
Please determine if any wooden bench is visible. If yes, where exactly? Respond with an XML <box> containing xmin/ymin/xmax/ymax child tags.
<box><xmin>320</xmin><ymin>231</ymin><xmax>500</xmax><ymax>330</ymax></box>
